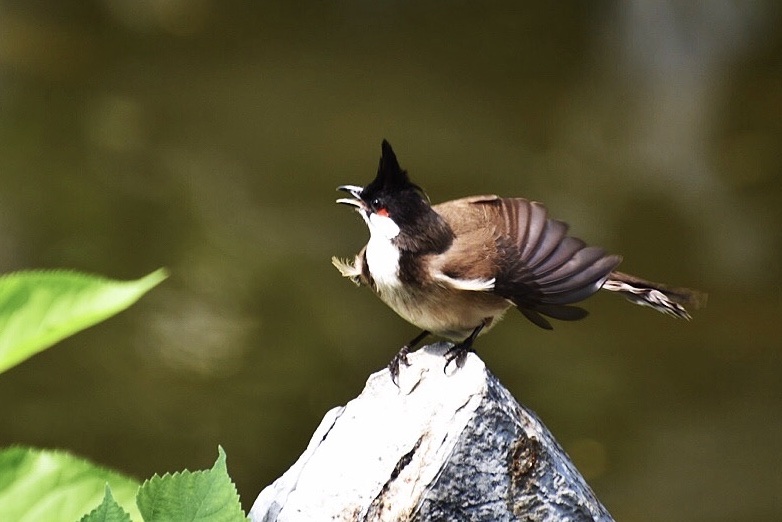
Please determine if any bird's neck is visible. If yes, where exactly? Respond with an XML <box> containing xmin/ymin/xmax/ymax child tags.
<box><xmin>365</xmin><ymin>208</ymin><xmax>454</xmax><ymax>290</ymax></box>
<box><xmin>394</xmin><ymin>209</ymin><xmax>454</xmax><ymax>256</ymax></box>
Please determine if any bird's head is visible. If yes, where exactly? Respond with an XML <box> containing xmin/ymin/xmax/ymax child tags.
<box><xmin>337</xmin><ymin>140</ymin><xmax>433</xmax><ymax>242</ymax></box>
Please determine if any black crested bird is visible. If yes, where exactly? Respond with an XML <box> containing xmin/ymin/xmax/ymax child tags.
<box><xmin>333</xmin><ymin>140</ymin><xmax>706</xmax><ymax>383</ymax></box>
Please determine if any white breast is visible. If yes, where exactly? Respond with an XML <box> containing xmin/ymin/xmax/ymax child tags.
<box><xmin>364</xmin><ymin>213</ymin><xmax>402</xmax><ymax>289</ymax></box>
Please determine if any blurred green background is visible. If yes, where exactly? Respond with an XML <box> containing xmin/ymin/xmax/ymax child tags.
<box><xmin>0</xmin><ymin>2</ymin><xmax>780</xmax><ymax>520</ymax></box>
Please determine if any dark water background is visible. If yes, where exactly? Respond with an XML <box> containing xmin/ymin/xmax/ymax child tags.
<box><xmin>0</xmin><ymin>2</ymin><xmax>780</xmax><ymax>520</ymax></box>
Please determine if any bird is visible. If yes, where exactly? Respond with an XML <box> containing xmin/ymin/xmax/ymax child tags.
<box><xmin>333</xmin><ymin>140</ymin><xmax>706</xmax><ymax>383</ymax></box>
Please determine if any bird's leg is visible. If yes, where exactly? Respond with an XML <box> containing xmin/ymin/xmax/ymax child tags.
<box><xmin>389</xmin><ymin>330</ymin><xmax>430</xmax><ymax>385</ymax></box>
<box><xmin>444</xmin><ymin>321</ymin><xmax>487</xmax><ymax>373</ymax></box>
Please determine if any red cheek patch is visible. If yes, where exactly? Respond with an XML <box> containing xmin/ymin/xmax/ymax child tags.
<box><xmin>376</xmin><ymin>208</ymin><xmax>389</xmax><ymax>217</ymax></box>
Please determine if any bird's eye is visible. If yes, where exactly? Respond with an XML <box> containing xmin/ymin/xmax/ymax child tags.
<box><xmin>371</xmin><ymin>198</ymin><xmax>389</xmax><ymax>217</ymax></box>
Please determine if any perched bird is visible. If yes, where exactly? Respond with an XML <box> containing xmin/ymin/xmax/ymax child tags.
<box><xmin>333</xmin><ymin>140</ymin><xmax>705</xmax><ymax>382</ymax></box>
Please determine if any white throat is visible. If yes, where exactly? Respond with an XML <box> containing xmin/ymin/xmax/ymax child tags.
<box><xmin>363</xmin><ymin>212</ymin><xmax>402</xmax><ymax>289</ymax></box>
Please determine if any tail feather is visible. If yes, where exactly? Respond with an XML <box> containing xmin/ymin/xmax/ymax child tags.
<box><xmin>602</xmin><ymin>271</ymin><xmax>707</xmax><ymax>319</ymax></box>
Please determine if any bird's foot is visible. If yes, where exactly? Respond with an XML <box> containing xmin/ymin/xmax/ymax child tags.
<box><xmin>442</xmin><ymin>322</ymin><xmax>486</xmax><ymax>375</ymax></box>
<box><xmin>388</xmin><ymin>330</ymin><xmax>430</xmax><ymax>386</ymax></box>
<box><xmin>443</xmin><ymin>342</ymin><xmax>474</xmax><ymax>374</ymax></box>
<box><xmin>388</xmin><ymin>345</ymin><xmax>411</xmax><ymax>386</ymax></box>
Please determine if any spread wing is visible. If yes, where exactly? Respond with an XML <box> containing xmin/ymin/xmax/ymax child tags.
<box><xmin>434</xmin><ymin>195</ymin><xmax>621</xmax><ymax>329</ymax></box>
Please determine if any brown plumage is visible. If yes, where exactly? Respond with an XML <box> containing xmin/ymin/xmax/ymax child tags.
<box><xmin>432</xmin><ymin>195</ymin><xmax>618</xmax><ymax>330</ymax></box>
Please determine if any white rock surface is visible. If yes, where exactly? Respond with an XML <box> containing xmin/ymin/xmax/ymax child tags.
<box><xmin>250</xmin><ymin>343</ymin><xmax>613</xmax><ymax>522</ymax></box>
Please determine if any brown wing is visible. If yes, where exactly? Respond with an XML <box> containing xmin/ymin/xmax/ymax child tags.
<box><xmin>430</xmin><ymin>195</ymin><xmax>503</xmax><ymax>283</ymax></box>
<box><xmin>435</xmin><ymin>195</ymin><xmax>621</xmax><ymax>329</ymax></box>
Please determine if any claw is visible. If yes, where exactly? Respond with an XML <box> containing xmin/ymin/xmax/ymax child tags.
<box><xmin>443</xmin><ymin>343</ymin><xmax>472</xmax><ymax>374</ymax></box>
<box><xmin>388</xmin><ymin>346</ymin><xmax>411</xmax><ymax>387</ymax></box>
<box><xmin>387</xmin><ymin>330</ymin><xmax>430</xmax><ymax>386</ymax></box>
<box><xmin>441</xmin><ymin>321</ymin><xmax>486</xmax><ymax>375</ymax></box>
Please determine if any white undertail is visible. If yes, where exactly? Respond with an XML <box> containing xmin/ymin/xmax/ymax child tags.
<box><xmin>602</xmin><ymin>271</ymin><xmax>706</xmax><ymax>320</ymax></box>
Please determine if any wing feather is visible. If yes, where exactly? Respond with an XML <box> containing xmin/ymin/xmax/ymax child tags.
<box><xmin>435</xmin><ymin>196</ymin><xmax>621</xmax><ymax>329</ymax></box>
<box><xmin>519</xmin><ymin>202</ymin><xmax>548</xmax><ymax>262</ymax></box>
<box><xmin>525</xmin><ymin>219</ymin><xmax>570</xmax><ymax>271</ymax></box>
<box><xmin>532</xmin><ymin>237</ymin><xmax>587</xmax><ymax>281</ymax></box>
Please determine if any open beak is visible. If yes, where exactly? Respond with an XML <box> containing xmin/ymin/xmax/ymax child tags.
<box><xmin>336</xmin><ymin>185</ymin><xmax>366</xmax><ymax>209</ymax></box>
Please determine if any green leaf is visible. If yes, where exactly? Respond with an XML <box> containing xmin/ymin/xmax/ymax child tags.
<box><xmin>0</xmin><ymin>447</ymin><xmax>141</xmax><ymax>522</ymax></box>
<box><xmin>79</xmin><ymin>485</ymin><xmax>133</xmax><ymax>522</ymax></box>
<box><xmin>0</xmin><ymin>268</ymin><xmax>167</xmax><ymax>374</ymax></box>
<box><xmin>137</xmin><ymin>446</ymin><xmax>245</xmax><ymax>522</ymax></box>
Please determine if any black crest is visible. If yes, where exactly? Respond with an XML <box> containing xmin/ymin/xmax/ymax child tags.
<box><xmin>358</xmin><ymin>141</ymin><xmax>452</xmax><ymax>255</ymax></box>
<box><xmin>361</xmin><ymin>140</ymin><xmax>424</xmax><ymax>200</ymax></box>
